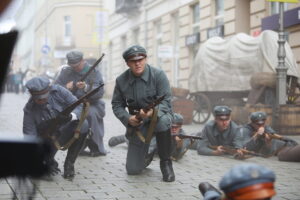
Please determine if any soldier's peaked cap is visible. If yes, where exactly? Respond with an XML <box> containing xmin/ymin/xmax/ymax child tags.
<box><xmin>67</xmin><ymin>50</ymin><xmax>83</xmax><ymax>66</ymax></box>
<box><xmin>123</xmin><ymin>45</ymin><xmax>147</xmax><ymax>61</ymax></box>
<box><xmin>250</xmin><ymin>111</ymin><xmax>267</xmax><ymax>124</ymax></box>
<box><xmin>25</xmin><ymin>76</ymin><xmax>50</xmax><ymax>99</ymax></box>
<box><xmin>213</xmin><ymin>105</ymin><xmax>232</xmax><ymax>116</ymax></box>
<box><xmin>219</xmin><ymin>163</ymin><xmax>276</xmax><ymax>200</ymax></box>
<box><xmin>172</xmin><ymin>113</ymin><xmax>183</xmax><ymax>125</ymax></box>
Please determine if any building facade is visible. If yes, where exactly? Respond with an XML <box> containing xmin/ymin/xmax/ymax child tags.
<box><xmin>103</xmin><ymin>0</ymin><xmax>300</xmax><ymax>97</ymax></box>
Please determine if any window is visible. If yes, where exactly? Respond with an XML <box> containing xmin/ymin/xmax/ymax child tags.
<box><xmin>215</xmin><ymin>0</ymin><xmax>224</xmax><ymax>26</ymax></box>
<box><xmin>108</xmin><ymin>42</ymin><xmax>113</xmax><ymax>80</ymax></box>
<box><xmin>121</xmin><ymin>35</ymin><xmax>127</xmax><ymax>69</ymax></box>
<box><xmin>270</xmin><ymin>2</ymin><xmax>288</xmax><ymax>15</ymax></box>
<box><xmin>192</xmin><ymin>3</ymin><xmax>200</xmax><ymax>33</ymax></box>
<box><xmin>172</xmin><ymin>12</ymin><xmax>180</xmax><ymax>87</ymax></box>
<box><xmin>64</xmin><ymin>16</ymin><xmax>71</xmax><ymax>37</ymax></box>
<box><xmin>133</xmin><ymin>28</ymin><xmax>140</xmax><ymax>45</ymax></box>
<box><xmin>154</xmin><ymin>20</ymin><xmax>162</xmax><ymax>68</ymax></box>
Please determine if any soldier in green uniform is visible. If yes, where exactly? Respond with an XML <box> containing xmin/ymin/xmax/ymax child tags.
<box><xmin>197</xmin><ymin>106</ymin><xmax>244</xmax><ymax>156</ymax></box>
<box><xmin>240</xmin><ymin>111</ymin><xmax>300</xmax><ymax>162</ymax></box>
<box><xmin>111</xmin><ymin>45</ymin><xmax>175</xmax><ymax>182</ymax></box>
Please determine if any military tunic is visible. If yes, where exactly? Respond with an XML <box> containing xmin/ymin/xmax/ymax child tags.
<box><xmin>56</xmin><ymin>63</ymin><xmax>106</xmax><ymax>153</ymax></box>
<box><xmin>239</xmin><ymin>124</ymin><xmax>298</xmax><ymax>157</ymax></box>
<box><xmin>23</xmin><ymin>84</ymin><xmax>89</xmax><ymax>158</ymax></box>
<box><xmin>197</xmin><ymin>120</ymin><xmax>243</xmax><ymax>155</ymax></box>
<box><xmin>111</xmin><ymin>64</ymin><xmax>173</xmax><ymax>174</ymax></box>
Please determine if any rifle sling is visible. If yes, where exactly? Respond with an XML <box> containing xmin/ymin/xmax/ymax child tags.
<box><xmin>52</xmin><ymin>102</ymin><xmax>90</xmax><ymax>150</ymax></box>
<box><xmin>135</xmin><ymin>108</ymin><xmax>158</xmax><ymax>144</ymax></box>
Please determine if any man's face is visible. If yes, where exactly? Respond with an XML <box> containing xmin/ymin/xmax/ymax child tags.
<box><xmin>34</xmin><ymin>98</ymin><xmax>48</xmax><ymax>105</ymax></box>
<box><xmin>126</xmin><ymin>57</ymin><xmax>147</xmax><ymax>77</ymax></box>
<box><xmin>215</xmin><ymin>115</ymin><xmax>231</xmax><ymax>132</ymax></box>
<box><xmin>171</xmin><ymin>124</ymin><xmax>182</xmax><ymax>134</ymax></box>
<box><xmin>251</xmin><ymin>120</ymin><xmax>266</xmax><ymax>130</ymax></box>
<box><xmin>71</xmin><ymin>60</ymin><xmax>84</xmax><ymax>72</ymax></box>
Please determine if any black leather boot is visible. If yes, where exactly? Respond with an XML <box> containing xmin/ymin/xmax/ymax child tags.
<box><xmin>108</xmin><ymin>135</ymin><xmax>126</xmax><ymax>147</ymax></box>
<box><xmin>198</xmin><ymin>182</ymin><xmax>222</xmax><ymax>198</ymax></box>
<box><xmin>156</xmin><ymin>130</ymin><xmax>175</xmax><ymax>182</ymax></box>
<box><xmin>63</xmin><ymin>132</ymin><xmax>87</xmax><ymax>179</ymax></box>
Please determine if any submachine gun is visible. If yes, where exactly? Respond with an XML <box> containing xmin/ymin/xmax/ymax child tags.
<box><xmin>38</xmin><ymin>84</ymin><xmax>104</xmax><ymax>139</ymax></box>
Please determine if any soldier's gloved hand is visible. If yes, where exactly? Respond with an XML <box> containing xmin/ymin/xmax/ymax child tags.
<box><xmin>57</xmin><ymin>114</ymin><xmax>72</xmax><ymax>124</ymax></box>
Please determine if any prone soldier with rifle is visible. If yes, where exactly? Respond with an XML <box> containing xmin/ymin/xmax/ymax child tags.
<box><xmin>112</xmin><ymin>45</ymin><xmax>175</xmax><ymax>182</ymax></box>
<box><xmin>239</xmin><ymin>111</ymin><xmax>300</xmax><ymax>162</ymax></box>
<box><xmin>108</xmin><ymin>113</ymin><xmax>203</xmax><ymax>162</ymax></box>
<box><xmin>196</xmin><ymin>106</ymin><xmax>245</xmax><ymax>157</ymax></box>
<box><xmin>56</xmin><ymin>51</ymin><xmax>107</xmax><ymax>157</ymax></box>
<box><xmin>23</xmin><ymin>76</ymin><xmax>102</xmax><ymax>180</ymax></box>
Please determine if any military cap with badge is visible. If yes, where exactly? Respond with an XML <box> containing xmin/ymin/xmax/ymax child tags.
<box><xmin>66</xmin><ymin>51</ymin><xmax>83</xmax><ymax>67</ymax></box>
<box><xmin>219</xmin><ymin>163</ymin><xmax>276</xmax><ymax>200</ymax></box>
<box><xmin>123</xmin><ymin>45</ymin><xmax>147</xmax><ymax>61</ymax></box>
<box><xmin>213</xmin><ymin>105</ymin><xmax>232</xmax><ymax>120</ymax></box>
<box><xmin>250</xmin><ymin>111</ymin><xmax>267</xmax><ymax>125</ymax></box>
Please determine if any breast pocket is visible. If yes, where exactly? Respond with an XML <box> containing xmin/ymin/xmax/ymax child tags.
<box><xmin>146</xmin><ymin>89</ymin><xmax>156</xmax><ymax>102</ymax></box>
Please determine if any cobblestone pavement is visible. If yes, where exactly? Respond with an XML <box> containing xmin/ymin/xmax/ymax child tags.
<box><xmin>0</xmin><ymin>93</ymin><xmax>300</xmax><ymax>200</ymax></box>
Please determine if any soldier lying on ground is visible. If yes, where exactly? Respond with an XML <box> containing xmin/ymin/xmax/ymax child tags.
<box><xmin>196</xmin><ymin>105</ymin><xmax>244</xmax><ymax>157</ymax></box>
<box><xmin>23</xmin><ymin>76</ymin><xmax>89</xmax><ymax>180</ymax></box>
<box><xmin>199</xmin><ymin>163</ymin><xmax>276</xmax><ymax>200</ymax></box>
<box><xmin>108</xmin><ymin>113</ymin><xmax>199</xmax><ymax>161</ymax></box>
<box><xmin>240</xmin><ymin>111</ymin><xmax>300</xmax><ymax>162</ymax></box>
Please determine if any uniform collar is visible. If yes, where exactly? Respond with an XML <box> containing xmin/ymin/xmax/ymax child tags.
<box><xmin>129</xmin><ymin>64</ymin><xmax>150</xmax><ymax>85</ymax></box>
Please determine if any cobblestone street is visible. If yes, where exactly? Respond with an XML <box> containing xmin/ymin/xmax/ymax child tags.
<box><xmin>0</xmin><ymin>93</ymin><xmax>300</xmax><ymax>200</ymax></box>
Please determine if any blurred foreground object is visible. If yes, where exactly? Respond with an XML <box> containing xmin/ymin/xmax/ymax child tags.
<box><xmin>199</xmin><ymin>163</ymin><xmax>276</xmax><ymax>200</ymax></box>
<box><xmin>0</xmin><ymin>136</ymin><xmax>51</xmax><ymax>178</ymax></box>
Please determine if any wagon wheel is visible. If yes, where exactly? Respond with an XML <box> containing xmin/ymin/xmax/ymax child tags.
<box><xmin>188</xmin><ymin>93</ymin><xmax>212</xmax><ymax>124</ymax></box>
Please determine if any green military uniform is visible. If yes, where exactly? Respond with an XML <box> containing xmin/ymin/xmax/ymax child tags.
<box><xmin>196</xmin><ymin>106</ymin><xmax>244</xmax><ymax>155</ymax></box>
<box><xmin>111</xmin><ymin>45</ymin><xmax>175</xmax><ymax>182</ymax></box>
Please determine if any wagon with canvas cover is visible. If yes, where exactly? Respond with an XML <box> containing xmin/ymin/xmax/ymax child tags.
<box><xmin>186</xmin><ymin>30</ymin><xmax>300</xmax><ymax>124</ymax></box>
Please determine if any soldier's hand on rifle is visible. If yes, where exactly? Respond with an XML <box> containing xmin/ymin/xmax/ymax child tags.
<box><xmin>57</xmin><ymin>113</ymin><xmax>72</xmax><ymax>124</ymax></box>
<box><xmin>129</xmin><ymin>115</ymin><xmax>143</xmax><ymax>127</ymax></box>
<box><xmin>213</xmin><ymin>146</ymin><xmax>225</xmax><ymax>155</ymax></box>
<box><xmin>76</xmin><ymin>81</ymin><xmax>86</xmax><ymax>89</ymax></box>
<box><xmin>174</xmin><ymin>136</ymin><xmax>183</xmax><ymax>148</ymax></box>
<box><xmin>66</xmin><ymin>81</ymin><xmax>74</xmax><ymax>90</ymax></box>
<box><xmin>139</xmin><ymin>108</ymin><xmax>153</xmax><ymax>119</ymax></box>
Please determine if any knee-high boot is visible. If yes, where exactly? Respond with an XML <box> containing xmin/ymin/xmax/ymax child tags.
<box><xmin>63</xmin><ymin>132</ymin><xmax>87</xmax><ymax>179</ymax></box>
<box><xmin>156</xmin><ymin>129</ymin><xmax>175</xmax><ymax>182</ymax></box>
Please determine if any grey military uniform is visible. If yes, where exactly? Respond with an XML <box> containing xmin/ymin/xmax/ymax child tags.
<box><xmin>240</xmin><ymin>124</ymin><xmax>296</xmax><ymax>156</ymax></box>
<box><xmin>23</xmin><ymin>84</ymin><xmax>87</xmax><ymax>137</ymax></box>
<box><xmin>112</xmin><ymin>64</ymin><xmax>173</xmax><ymax>174</ymax></box>
<box><xmin>197</xmin><ymin>120</ymin><xmax>243</xmax><ymax>155</ymax></box>
<box><xmin>56</xmin><ymin>62</ymin><xmax>106</xmax><ymax>154</ymax></box>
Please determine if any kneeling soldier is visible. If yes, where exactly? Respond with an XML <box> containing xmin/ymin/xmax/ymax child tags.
<box><xmin>23</xmin><ymin>76</ymin><xmax>88</xmax><ymax>179</ymax></box>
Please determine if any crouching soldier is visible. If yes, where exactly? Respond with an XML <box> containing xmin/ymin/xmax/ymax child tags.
<box><xmin>23</xmin><ymin>76</ymin><xmax>89</xmax><ymax>180</ymax></box>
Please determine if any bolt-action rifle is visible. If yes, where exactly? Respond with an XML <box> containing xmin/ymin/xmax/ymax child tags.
<box><xmin>173</xmin><ymin>133</ymin><xmax>203</xmax><ymax>140</ymax></box>
<box><xmin>131</xmin><ymin>95</ymin><xmax>166</xmax><ymax>123</ymax></box>
<box><xmin>127</xmin><ymin>95</ymin><xmax>166</xmax><ymax>140</ymax></box>
<box><xmin>72</xmin><ymin>53</ymin><xmax>105</xmax><ymax>91</ymax></box>
<box><xmin>38</xmin><ymin>84</ymin><xmax>104</xmax><ymax>138</ymax></box>
<box><xmin>208</xmin><ymin>145</ymin><xmax>266</xmax><ymax>160</ymax></box>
